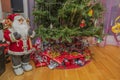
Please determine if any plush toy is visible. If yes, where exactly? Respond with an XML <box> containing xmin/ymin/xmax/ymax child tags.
<box><xmin>3</xmin><ymin>14</ymin><xmax>35</xmax><ymax>75</ymax></box>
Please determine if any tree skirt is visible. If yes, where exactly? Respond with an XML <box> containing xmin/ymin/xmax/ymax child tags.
<box><xmin>31</xmin><ymin>48</ymin><xmax>91</xmax><ymax>69</ymax></box>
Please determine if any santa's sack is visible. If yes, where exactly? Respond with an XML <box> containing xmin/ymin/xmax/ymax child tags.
<box><xmin>0</xmin><ymin>45</ymin><xmax>6</xmax><ymax>76</ymax></box>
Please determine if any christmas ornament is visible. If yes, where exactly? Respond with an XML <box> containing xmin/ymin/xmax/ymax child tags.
<box><xmin>50</xmin><ymin>23</ymin><xmax>53</xmax><ymax>29</ymax></box>
<box><xmin>88</xmin><ymin>9</ymin><xmax>93</xmax><ymax>17</ymax></box>
<box><xmin>94</xmin><ymin>19</ymin><xmax>97</xmax><ymax>27</ymax></box>
<box><xmin>79</xmin><ymin>19</ymin><xmax>86</xmax><ymax>28</ymax></box>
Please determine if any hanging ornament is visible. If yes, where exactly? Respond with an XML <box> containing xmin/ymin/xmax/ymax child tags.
<box><xmin>88</xmin><ymin>9</ymin><xmax>94</xmax><ymax>17</ymax></box>
<box><xmin>50</xmin><ymin>23</ymin><xmax>53</xmax><ymax>29</ymax></box>
<box><xmin>94</xmin><ymin>19</ymin><xmax>98</xmax><ymax>27</ymax></box>
<box><xmin>79</xmin><ymin>19</ymin><xmax>86</xmax><ymax>28</ymax></box>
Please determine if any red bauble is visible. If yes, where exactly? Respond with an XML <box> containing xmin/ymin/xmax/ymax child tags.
<box><xmin>79</xmin><ymin>19</ymin><xmax>86</xmax><ymax>28</ymax></box>
<box><xmin>80</xmin><ymin>23</ymin><xmax>85</xmax><ymax>28</ymax></box>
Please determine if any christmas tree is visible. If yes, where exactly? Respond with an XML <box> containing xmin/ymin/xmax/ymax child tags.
<box><xmin>33</xmin><ymin>0</ymin><xmax>104</xmax><ymax>52</ymax></box>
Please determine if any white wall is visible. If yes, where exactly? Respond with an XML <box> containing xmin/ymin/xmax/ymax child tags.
<box><xmin>23</xmin><ymin>0</ymin><xmax>28</xmax><ymax>18</ymax></box>
<box><xmin>0</xmin><ymin>0</ymin><xmax>3</xmax><ymax>19</ymax></box>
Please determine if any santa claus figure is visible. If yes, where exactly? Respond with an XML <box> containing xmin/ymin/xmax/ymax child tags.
<box><xmin>3</xmin><ymin>14</ymin><xmax>35</xmax><ymax>75</ymax></box>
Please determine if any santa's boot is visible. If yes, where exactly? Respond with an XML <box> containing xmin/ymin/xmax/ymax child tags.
<box><xmin>13</xmin><ymin>65</ymin><xmax>24</xmax><ymax>76</ymax></box>
<box><xmin>22</xmin><ymin>63</ymin><xmax>33</xmax><ymax>71</ymax></box>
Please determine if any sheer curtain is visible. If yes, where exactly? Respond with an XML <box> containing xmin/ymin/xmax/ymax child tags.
<box><xmin>103</xmin><ymin>0</ymin><xmax>120</xmax><ymax>46</ymax></box>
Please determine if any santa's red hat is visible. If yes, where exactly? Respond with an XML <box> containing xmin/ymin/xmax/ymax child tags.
<box><xmin>7</xmin><ymin>13</ymin><xmax>19</xmax><ymax>21</ymax></box>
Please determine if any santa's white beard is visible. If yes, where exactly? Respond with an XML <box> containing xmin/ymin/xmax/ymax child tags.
<box><xmin>13</xmin><ymin>21</ymin><xmax>29</xmax><ymax>39</ymax></box>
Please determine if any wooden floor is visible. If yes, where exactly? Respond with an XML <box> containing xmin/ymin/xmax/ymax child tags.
<box><xmin>0</xmin><ymin>46</ymin><xmax>120</xmax><ymax>80</ymax></box>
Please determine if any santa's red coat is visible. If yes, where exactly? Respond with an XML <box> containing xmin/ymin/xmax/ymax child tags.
<box><xmin>3</xmin><ymin>29</ymin><xmax>34</xmax><ymax>55</ymax></box>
